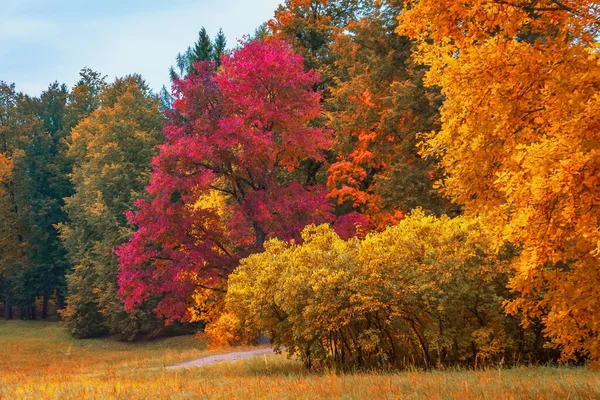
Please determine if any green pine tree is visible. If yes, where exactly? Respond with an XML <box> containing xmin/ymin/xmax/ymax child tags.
<box><xmin>190</xmin><ymin>27</ymin><xmax>214</xmax><ymax>72</ymax></box>
<box><xmin>213</xmin><ymin>28</ymin><xmax>227</xmax><ymax>66</ymax></box>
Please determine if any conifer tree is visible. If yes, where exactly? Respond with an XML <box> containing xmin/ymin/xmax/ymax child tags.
<box><xmin>191</xmin><ymin>27</ymin><xmax>214</xmax><ymax>69</ymax></box>
<box><xmin>0</xmin><ymin>81</ymin><xmax>74</xmax><ymax>319</ymax></box>
<box><xmin>164</xmin><ymin>28</ymin><xmax>228</xmax><ymax>110</ymax></box>
<box><xmin>213</xmin><ymin>28</ymin><xmax>227</xmax><ymax>66</ymax></box>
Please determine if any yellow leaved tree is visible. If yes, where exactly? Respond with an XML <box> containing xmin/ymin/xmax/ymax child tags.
<box><xmin>398</xmin><ymin>0</ymin><xmax>600</xmax><ymax>360</ymax></box>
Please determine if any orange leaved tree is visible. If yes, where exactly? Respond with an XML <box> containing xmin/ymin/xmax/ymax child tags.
<box><xmin>398</xmin><ymin>0</ymin><xmax>600</xmax><ymax>361</ymax></box>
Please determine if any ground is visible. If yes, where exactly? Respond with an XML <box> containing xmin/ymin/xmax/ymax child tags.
<box><xmin>0</xmin><ymin>321</ymin><xmax>598</xmax><ymax>399</ymax></box>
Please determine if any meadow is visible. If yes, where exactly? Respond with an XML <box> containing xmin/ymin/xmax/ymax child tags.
<box><xmin>0</xmin><ymin>321</ymin><xmax>598</xmax><ymax>399</ymax></box>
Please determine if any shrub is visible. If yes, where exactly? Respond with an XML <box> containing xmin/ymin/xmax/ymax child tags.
<box><xmin>203</xmin><ymin>312</ymin><xmax>248</xmax><ymax>349</ymax></box>
<box><xmin>226</xmin><ymin>210</ymin><xmax>548</xmax><ymax>370</ymax></box>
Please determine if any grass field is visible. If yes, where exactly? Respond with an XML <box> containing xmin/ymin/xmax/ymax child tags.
<box><xmin>0</xmin><ymin>321</ymin><xmax>598</xmax><ymax>399</ymax></box>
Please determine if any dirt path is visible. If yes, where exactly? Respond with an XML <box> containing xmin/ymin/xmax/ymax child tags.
<box><xmin>166</xmin><ymin>347</ymin><xmax>275</xmax><ymax>369</ymax></box>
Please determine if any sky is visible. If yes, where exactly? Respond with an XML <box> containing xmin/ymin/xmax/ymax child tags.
<box><xmin>0</xmin><ymin>0</ymin><xmax>283</xmax><ymax>96</ymax></box>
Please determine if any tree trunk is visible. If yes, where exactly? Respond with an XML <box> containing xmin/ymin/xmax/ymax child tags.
<box><xmin>41</xmin><ymin>295</ymin><xmax>48</xmax><ymax>319</ymax></box>
<box><xmin>30</xmin><ymin>304</ymin><xmax>36</xmax><ymax>320</ymax></box>
<box><xmin>253</xmin><ymin>222</ymin><xmax>266</xmax><ymax>248</ymax></box>
<box><xmin>4</xmin><ymin>300</ymin><xmax>12</xmax><ymax>320</ymax></box>
<box><xmin>56</xmin><ymin>290</ymin><xmax>65</xmax><ymax>311</ymax></box>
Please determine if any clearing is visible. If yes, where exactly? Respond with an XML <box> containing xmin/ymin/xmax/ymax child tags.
<box><xmin>0</xmin><ymin>321</ymin><xmax>598</xmax><ymax>399</ymax></box>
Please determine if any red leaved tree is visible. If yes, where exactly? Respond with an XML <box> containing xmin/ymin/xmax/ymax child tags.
<box><xmin>117</xmin><ymin>40</ymin><xmax>333</xmax><ymax>322</ymax></box>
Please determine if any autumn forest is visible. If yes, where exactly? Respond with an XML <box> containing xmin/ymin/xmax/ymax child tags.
<box><xmin>1</xmin><ymin>0</ymin><xmax>599</xmax><ymax>389</ymax></box>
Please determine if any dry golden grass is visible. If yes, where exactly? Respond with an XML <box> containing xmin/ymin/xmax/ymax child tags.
<box><xmin>0</xmin><ymin>321</ymin><xmax>598</xmax><ymax>399</ymax></box>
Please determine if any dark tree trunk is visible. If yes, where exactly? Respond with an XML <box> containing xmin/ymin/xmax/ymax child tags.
<box><xmin>4</xmin><ymin>301</ymin><xmax>12</xmax><ymax>320</ymax></box>
<box><xmin>56</xmin><ymin>290</ymin><xmax>65</xmax><ymax>311</ymax></box>
<box><xmin>30</xmin><ymin>304</ymin><xmax>36</xmax><ymax>320</ymax></box>
<box><xmin>41</xmin><ymin>295</ymin><xmax>48</xmax><ymax>319</ymax></box>
<box><xmin>253</xmin><ymin>222</ymin><xmax>266</xmax><ymax>248</ymax></box>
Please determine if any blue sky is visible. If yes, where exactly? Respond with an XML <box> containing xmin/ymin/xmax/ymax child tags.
<box><xmin>0</xmin><ymin>0</ymin><xmax>283</xmax><ymax>95</ymax></box>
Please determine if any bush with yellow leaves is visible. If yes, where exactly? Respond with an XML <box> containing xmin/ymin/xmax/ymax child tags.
<box><xmin>226</xmin><ymin>210</ymin><xmax>551</xmax><ymax>370</ymax></box>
